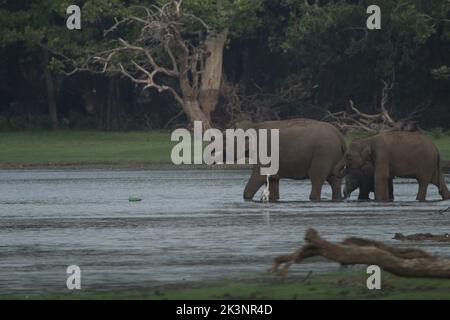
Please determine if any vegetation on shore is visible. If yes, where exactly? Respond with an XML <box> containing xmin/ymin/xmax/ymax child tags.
<box><xmin>3</xmin><ymin>271</ymin><xmax>450</xmax><ymax>300</ymax></box>
<box><xmin>0</xmin><ymin>131</ymin><xmax>175</xmax><ymax>166</ymax></box>
<box><xmin>0</xmin><ymin>130</ymin><xmax>450</xmax><ymax>168</ymax></box>
<box><xmin>3</xmin><ymin>1</ymin><xmax>450</xmax><ymax>131</ymax></box>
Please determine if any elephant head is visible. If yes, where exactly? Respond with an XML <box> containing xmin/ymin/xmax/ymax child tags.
<box><xmin>343</xmin><ymin>164</ymin><xmax>375</xmax><ymax>200</ymax></box>
<box><xmin>342</xmin><ymin>140</ymin><xmax>375</xmax><ymax>199</ymax></box>
<box><xmin>343</xmin><ymin>169</ymin><xmax>363</xmax><ymax>199</ymax></box>
<box><xmin>345</xmin><ymin>140</ymin><xmax>373</xmax><ymax>170</ymax></box>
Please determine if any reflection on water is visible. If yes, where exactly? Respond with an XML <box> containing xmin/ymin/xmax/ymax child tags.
<box><xmin>0</xmin><ymin>169</ymin><xmax>449</xmax><ymax>295</ymax></box>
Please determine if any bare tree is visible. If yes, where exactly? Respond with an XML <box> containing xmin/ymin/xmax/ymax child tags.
<box><xmin>79</xmin><ymin>0</ymin><xmax>228</xmax><ymax>129</ymax></box>
<box><xmin>220</xmin><ymin>77</ymin><xmax>318</xmax><ymax>126</ymax></box>
<box><xmin>42</xmin><ymin>46</ymin><xmax>59</xmax><ymax>129</ymax></box>
<box><xmin>323</xmin><ymin>80</ymin><xmax>422</xmax><ymax>133</ymax></box>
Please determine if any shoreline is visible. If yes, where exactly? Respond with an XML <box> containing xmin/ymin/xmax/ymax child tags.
<box><xmin>2</xmin><ymin>270</ymin><xmax>450</xmax><ymax>300</ymax></box>
<box><xmin>0</xmin><ymin>161</ymin><xmax>449</xmax><ymax>172</ymax></box>
<box><xmin>0</xmin><ymin>161</ymin><xmax>253</xmax><ymax>170</ymax></box>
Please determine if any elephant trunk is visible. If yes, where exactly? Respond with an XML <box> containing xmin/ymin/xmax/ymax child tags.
<box><xmin>333</xmin><ymin>158</ymin><xmax>347</xmax><ymax>179</ymax></box>
<box><xmin>440</xmin><ymin>174</ymin><xmax>450</xmax><ymax>200</ymax></box>
<box><xmin>343</xmin><ymin>185</ymin><xmax>350</xmax><ymax>199</ymax></box>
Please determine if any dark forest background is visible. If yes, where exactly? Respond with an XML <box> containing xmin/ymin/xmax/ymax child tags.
<box><xmin>1</xmin><ymin>0</ymin><xmax>449</xmax><ymax>131</ymax></box>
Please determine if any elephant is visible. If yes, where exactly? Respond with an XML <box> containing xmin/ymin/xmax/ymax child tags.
<box><xmin>226</xmin><ymin>118</ymin><xmax>347</xmax><ymax>201</ymax></box>
<box><xmin>343</xmin><ymin>163</ymin><xmax>394</xmax><ymax>200</ymax></box>
<box><xmin>345</xmin><ymin>131</ymin><xmax>450</xmax><ymax>201</ymax></box>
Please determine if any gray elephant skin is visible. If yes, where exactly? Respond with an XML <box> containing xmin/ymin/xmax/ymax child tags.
<box><xmin>229</xmin><ymin>118</ymin><xmax>347</xmax><ymax>202</ymax></box>
<box><xmin>344</xmin><ymin>163</ymin><xmax>394</xmax><ymax>200</ymax></box>
<box><xmin>345</xmin><ymin>131</ymin><xmax>450</xmax><ymax>201</ymax></box>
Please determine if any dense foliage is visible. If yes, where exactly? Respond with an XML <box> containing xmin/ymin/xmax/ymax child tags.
<box><xmin>1</xmin><ymin>0</ymin><xmax>449</xmax><ymax>130</ymax></box>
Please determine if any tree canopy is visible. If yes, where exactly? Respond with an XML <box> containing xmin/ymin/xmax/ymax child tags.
<box><xmin>1</xmin><ymin>0</ymin><xmax>449</xmax><ymax>130</ymax></box>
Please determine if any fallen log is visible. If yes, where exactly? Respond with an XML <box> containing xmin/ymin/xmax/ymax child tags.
<box><xmin>269</xmin><ymin>228</ymin><xmax>450</xmax><ymax>278</ymax></box>
<box><xmin>393</xmin><ymin>233</ymin><xmax>450</xmax><ymax>242</ymax></box>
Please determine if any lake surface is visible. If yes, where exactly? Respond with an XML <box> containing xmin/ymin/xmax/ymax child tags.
<box><xmin>0</xmin><ymin>169</ymin><xmax>449</xmax><ymax>296</ymax></box>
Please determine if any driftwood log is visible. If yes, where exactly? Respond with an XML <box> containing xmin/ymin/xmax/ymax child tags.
<box><xmin>393</xmin><ymin>233</ymin><xmax>450</xmax><ymax>242</ymax></box>
<box><xmin>269</xmin><ymin>228</ymin><xmax>450</xmax><ymax>278</ymax></box>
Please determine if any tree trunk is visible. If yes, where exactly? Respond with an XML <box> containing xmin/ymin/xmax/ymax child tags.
<box><xmin>179</xmin><ymin>67</ymin><xmax>212</xmax><ymax>129</ymax></box>
<box><xmin>106</xmin><ymin>76</ymin><xmax>119</xmax><ymax>131</ymax></box>
<box><xmin>182</xmin><ymin>99</ymin><xmax>212</xmax><ymax>129</ymax></box>
<box><xmin>42</xmin><ymin>48</ymin><xmax>58</xmax><ymax>129</ymax></box>
<box><xmin>199</xmin><ymin>29</ymin><xmax>228</xmax><ymax>123</ymax></box>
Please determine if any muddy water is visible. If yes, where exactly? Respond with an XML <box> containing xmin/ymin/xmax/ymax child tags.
<box><xmin>0</xmin><ymin>169</ymin><xmax>449</xmax><ymax>296</ymax></box>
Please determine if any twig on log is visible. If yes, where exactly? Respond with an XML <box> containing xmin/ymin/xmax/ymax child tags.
<box><xmin>269</xmin><ymin>228</ymin><xmax>450</xmax><ymax>278</ymax></box>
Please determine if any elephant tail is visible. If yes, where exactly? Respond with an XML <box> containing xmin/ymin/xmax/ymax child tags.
<box><xmin>332</xmin><ymin>143</ymin><xmax>347</xmax><ymax>178</ymax></box>
<box><xmin>341</xmin><ymin>143</ymin><xmax>347</xmax><ymax>155</ymax></box>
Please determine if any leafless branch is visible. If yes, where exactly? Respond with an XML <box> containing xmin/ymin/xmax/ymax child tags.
<box><xmin>79</xmin><ymin>0</ymin><xmax>213</xmax><ymax>109</ymax></box>
<box><xmin>323</xmin><ymin>79</ymin><xmax>422</xmax><ymax>134</ymax></box>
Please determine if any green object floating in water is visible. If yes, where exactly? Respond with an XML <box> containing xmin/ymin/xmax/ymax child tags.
<box><xmin>128</xmin><ymin>197</ymin><xmax>142</xmax><ymax>202</ymax></box>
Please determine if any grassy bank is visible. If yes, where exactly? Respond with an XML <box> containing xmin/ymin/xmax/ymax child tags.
<box><xmin>0</xmin><ymin>131</ymin><xmax>175</xmax><ymax>167</ymax></box>
<box><xmin>0</xmin><ymin>130</ymin><xmax>449</xmax><ymax>168</ymax></box>
<box><xmin>4</xmin><ymin>271</ymin><xmax>450</xmax><ymax>300</ymax></box>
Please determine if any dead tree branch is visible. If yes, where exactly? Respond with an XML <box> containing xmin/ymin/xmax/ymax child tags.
<box><xmin>323</xmin><ymin>80</ymin><xmax>422</xmax><ymax>133</ymax></box>
<box><xmin>269</xmin><ymin>228</ymin><xmax>450</xmax><ymax>278</ymax></box>
<box><xmin>91</xmin><ymin>2</ymin><xmax>204</xmax><ymax>106</ymax></box>
<box><xmin>67</xmin><ymin>0</ymin><xmax>224</xmax><ymax>127</ymax></box>
<box><xmin>221</xmin><ymin>78</ymin><xmax>318</xmax><ymax>125</ymax></box>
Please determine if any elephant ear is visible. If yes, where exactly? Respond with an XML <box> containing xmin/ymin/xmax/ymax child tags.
<box><xmin>361</xmin><ymin>144</ymin><xmax>372</xmax><ymax>161</ymax></box>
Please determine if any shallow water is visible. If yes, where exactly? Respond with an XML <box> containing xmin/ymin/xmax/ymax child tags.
<box><xmin>0</xmin><ymin>169</ymin><xmax>449</xmax><ymax>296</ymax></box>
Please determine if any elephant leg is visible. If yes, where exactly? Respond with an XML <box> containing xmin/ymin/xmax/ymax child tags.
<box><xmin>310</xmin><ymin>180</ymin><xmax>326</xmax><ymax>201</ymax></box>
<box><xmin>308</xmin><ymin>163</ymin><xmax>328</xmax><ymax>201</ymax></box>
<box><xmin>327</xmin><ymin>175</ymin><xmax>342</xmax><ymax>201</ymax></box>
<box><xmin>442</xmin><ymin>179</ymin><xmax>450</xmax><ymax>200</ymax></box>
<box><xmin>388</xmin><ymin>178</ymin><xmax>394</xmax><ymax>201</ymax></box>
<box><xmin>432</xmin><ymin>173</ymin><xmax>450</xmax><ymax>200</ymax></box>
<box><xmin>243</xmin><ymin>168</ymin><xmax>266</xmax><ymax>201</ymax></box>
<box><xmin>268</xmin><ymin>178</ymin><xmax>280</xmax><ymax>201</ymax></box>
<box><xmin>358</xmin><ymin>184</ymin><xmax>371</xmax><ymax>200</ymax></box>
<box><xmin>416</xmin><ymin>175</ymin><xmax>431</xmax><ymax>201</ymax></box>
<box><xmin>416</xmin><ymin>181</ymin><xmax>429</xmax><ymax>201</ymax></box>
<box><xmin>374</xmin><ymin>179</ymin><xmax>390</xmax><ymax>201</ymax></box>
<box><xmin>374</xmin><ymin>165</ymin><xmax>390</xmax><ymax>201</ymax></box>
<box><xmin>441</xmin><ymin>177</ymin><xmax>450</xmax><ymax>200</ymax></box>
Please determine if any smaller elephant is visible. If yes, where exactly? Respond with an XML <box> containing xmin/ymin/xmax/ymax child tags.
<box><xmin>345</xmin><ymin>131</ymin><xmax>450</xmax><ymax>201</ymax></box>
<box><xmin>343</xmin><ymin>163</ymin><xmax>394</xmax><ymax>200</ymax></box>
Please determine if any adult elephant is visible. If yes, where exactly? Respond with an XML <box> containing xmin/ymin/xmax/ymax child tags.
<box><xmin>343</xmin><ymin>163</ymin><xmax>394</xmax><ymax>200</ymax></box>
<box><xmin>227</xmin><ymin>118</ymin><xmax>347</xmax><ymax>201</ymax></box>
<box><xmin>345</xmin><ymin>131</ymin><xmax>450</xmax><ymax>201</ymax></box>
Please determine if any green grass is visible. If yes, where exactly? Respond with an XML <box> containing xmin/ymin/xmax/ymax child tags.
<box><xmin>432</xmin><ymin>136</ymin><xmax>450</xmax><ymax>161</ymax></box>
<box><xmin>0</xmin><ymin>130</ymin><xmax>449</xmax><ymax>167</ymax></box>
<box><xmin>0</xmin><ymin>131</ymin><xmax>175</xmax><ymax>165</ymax></box>
<box><xmin>4</xmin><ymin>271</ymin><xmax>450</xmax><ymax>300</ymax></box>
